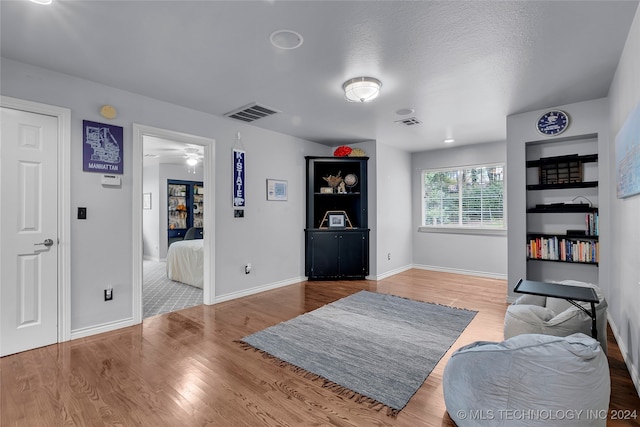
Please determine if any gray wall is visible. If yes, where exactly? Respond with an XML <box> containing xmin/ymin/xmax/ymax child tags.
<box><xmin>1</xmin><ymin>58</ymin><xmax>326</xmax><ymax>333</ymax></box>
<box><xmin>375</xmin><ymin>143</ymin><xmax>413</xmax><ymax>279</ymax></box>
<box><xmin>411</xmin><ymin>141</ymin><xmax>508</xmax><ymax>278</ymax></box>
<box><xmin>607</xmin><ymin>6</ymin><xmax>640</xmax><ymax>394</ymax></box>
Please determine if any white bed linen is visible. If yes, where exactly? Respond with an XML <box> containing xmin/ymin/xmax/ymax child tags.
<box><xmin>166</xmin><ymin>239</ymin><xmax>204</xmax><ymax>289</ymax></box>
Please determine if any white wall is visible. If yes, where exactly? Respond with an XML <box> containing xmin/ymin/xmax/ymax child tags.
<box><xmin>412</xmin><ymin>141</ymin><xmax>507</xmax><ymax>278</ymax></box>
<box><xmin>375</xmin><ymin>142</ymin><xmax>413</xmax><ymax>279</ymax></box>
<box><xmin>1</xmin><ymin>58</ymin><xmax>326</xmax><ymax>333</ymax></box>
<box><xmin>142</xmin><ymin>163</ymin><xmax>160</xmax><ymax>260</ymax></box>
<box><xmin>506</xmin><ymin>98</ymin><xmax>611</xmax><ymax>301</ymax></box>
<box><xmin>607</xmin><ymin>6</ymin><xmax>640</xmax><ymax>394</ymax></box>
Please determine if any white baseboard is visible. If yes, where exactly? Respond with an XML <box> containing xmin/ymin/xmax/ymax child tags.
<box><xmin>412</xmin><ymin>263</ymin><xmax>508</xmax><ymax>281</ymax></box>
<box><xmin>372</xmin><ymin>264</ymin><xmax>413</xmax><ymax>280</ymax></box>
<box><xmin>607</xmin><ymin>315</ymin><xmax>640</xmax><ymax>396</ymax></box>
<box><xmin>70</xmin><ymin>317</ymin><xmax>137</xmax><ymax>340</ymax></box>
<box><xmin>214</xmin><ymin>276</ymin><xmax>307</xmax><ymax>304</ymax></box>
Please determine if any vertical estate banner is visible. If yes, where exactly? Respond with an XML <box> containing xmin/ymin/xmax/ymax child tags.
<box><xmin>233</xmin><ymin>148</ymin><xmax>246</xmax><ymax>207</ymax></box>
<box><xmin>83</xmin><ymin>120</ymin><xmax>123</xmax><ymax>174</ymax></box>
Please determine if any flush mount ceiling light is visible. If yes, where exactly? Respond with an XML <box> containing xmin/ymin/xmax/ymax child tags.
<box><xmin>30</xmin><ymin>0</ymin><xmax>53</xmax><ymax>4</ymax></box>
<box><xmin>342</xmin><ymin>77</ymin><xmax>382</xmax><ymax>103</ymax></box>
<box><xmin>444</xmin><ymin>138</ymin><xmax>455</xmax><ymax>144</ymax></box>
<box><xmin>184</xmin><ymin>147</ymin><xmax>201</xmax><ymax>173</ymax></box>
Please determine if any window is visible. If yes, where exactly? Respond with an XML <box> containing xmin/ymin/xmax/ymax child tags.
<box><xmin>421</xmin><ymin>164</ymin><xmax>505</xmax><ymax>230</ymax></box>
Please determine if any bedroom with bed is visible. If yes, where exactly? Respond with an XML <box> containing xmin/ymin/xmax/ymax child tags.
<box><xmin>142</xmin><ymin>139</ymin><xmax>206</xmax><ymax>318</ymax></box>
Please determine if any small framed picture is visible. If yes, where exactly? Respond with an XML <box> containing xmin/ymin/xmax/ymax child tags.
<box><xmin>329</xmin><ymin>213</ymin><xmax>345</xmax><ymax>228</ymax></box>
<box><xmin>320</xmin><ymin>187</ymin><xmax>334</xmax><ymax>194</ymax></box>
<box><xmin>266</xmin><ymin>179</ymin><xmax>288</xmax><ymax>201</ymax></box>
<box><xmin>143</xmin><ymin>193</ymin><xmax>152</xmax><ymax>209</ymax></box>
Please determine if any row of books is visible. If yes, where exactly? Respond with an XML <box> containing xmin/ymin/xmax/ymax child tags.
<box><xmin>527</xmin><ymin>236</ymin><xmax>599</xmax><ymax>263</ymax></box>
<box><xmin>586</xmin><ymin>212</ymin><xmax>598</xmax><ymax>236</ymax></box>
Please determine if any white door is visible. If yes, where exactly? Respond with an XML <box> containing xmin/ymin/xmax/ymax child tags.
<box><xmin>1</xmin><ymin>107</ymin><xmax>59</xmax><ymax>357</ymax></box>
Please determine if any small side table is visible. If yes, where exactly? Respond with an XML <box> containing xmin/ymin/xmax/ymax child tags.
<box><xmin>513</xmin><ymin>278</ymin><xmax>599</xmax><ymax>340</ymax></box>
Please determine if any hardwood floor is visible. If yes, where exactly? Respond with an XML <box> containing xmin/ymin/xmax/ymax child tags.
<box><xmin>2</xmin><ymin>269</ymin><xmax>638</xmax><ymax>426</ymax></box>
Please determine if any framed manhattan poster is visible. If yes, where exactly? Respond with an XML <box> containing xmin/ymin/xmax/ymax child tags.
<box><xmin>83</xmin><ymin>120</ymin><xmax>123</xmax><ymax>174</ymax></box>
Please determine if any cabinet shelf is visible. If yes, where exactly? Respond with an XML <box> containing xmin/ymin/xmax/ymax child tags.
<box><xmin>527</xmin><ymin>258</ymin><xmax>598</xmax><ymax>266</ymax></box>
<box><xmin>314</xmin><ymin>192</ymin><xmax>361</xmax><ymax>196</ymax></box>
<box><xmin>528</xmin><ymin>232</ymin><xmax>598</xmax><ymax>240</ymax></box>
<box><xmin>526</xmin><ymin>181</ymin><xmax>598</xmax><ymax>191</ymax></box>
<box><xmin>527</xmin><ymin>205</ymin><xmax>598</xmax><ymax>213</ymax></box>
<box><xmin>526</xmin><ymin>153</ymin><xmax>598</xmax><ymax>168</ymax></box>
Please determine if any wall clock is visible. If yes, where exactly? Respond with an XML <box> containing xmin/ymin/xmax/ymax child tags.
<box><xmin>536</xmin><ymin>110</ymin><xmax>569</xmax><ymax>136</ymax></box>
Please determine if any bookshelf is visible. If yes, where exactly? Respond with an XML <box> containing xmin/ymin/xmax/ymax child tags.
<box><xmin>525</xmin><ymin>138</ymin><xmax>599</xmax><ymax>282</ymax></box>
<box><xmin>304</xmin><ymin>156</ymin><xmax>369</xmax><ymax>279</ymax></box>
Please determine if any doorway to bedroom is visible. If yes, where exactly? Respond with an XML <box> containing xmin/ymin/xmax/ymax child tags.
<box><xmin>133</xmin><ymin>124</ymin><xmax>215</xmax><ymax>323</ymax></box>
<box><xmin>142</xmin><ymin>136</ymin><xmax>205</xmax><ymax>319</ymax></box>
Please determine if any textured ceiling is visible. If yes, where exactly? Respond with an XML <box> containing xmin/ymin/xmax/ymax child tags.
<box><xmin>1</xmin><ymin>1</ymin><xmax>638</xmax><ymax>153</ymax></box>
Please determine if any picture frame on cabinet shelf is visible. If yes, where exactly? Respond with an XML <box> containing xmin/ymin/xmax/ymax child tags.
<box><xmin>329</xmin><ymin>213</ymin><xmax>345</xmax><ymax>228</ymax></box>
<box><xmin>319</xmin><ymin>210</ymin><xmax>353</xmax><ymax>229</ymax></box>
<box><xmin>320</xmin><ymin>187</ymin><xmax>334</xmax><ymax>194</ymax></box>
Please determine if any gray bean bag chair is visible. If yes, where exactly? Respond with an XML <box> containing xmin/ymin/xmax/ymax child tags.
<box><xmin>504</xmin><ymin>280</ymin><xmax>608</xmax><ymax>353</ymax></box>
<box><xmin>443</xmin><ymin>333</ymin><xmax>610</xmax><ymax>427</ymax></box>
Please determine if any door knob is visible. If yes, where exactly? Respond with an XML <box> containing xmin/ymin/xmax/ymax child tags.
<box><xmin>34</xmin><ymin>239</ymin><xmax>54</xmax><ymax>247</ymax></box>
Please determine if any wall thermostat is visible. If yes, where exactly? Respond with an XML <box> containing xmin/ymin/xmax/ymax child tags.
<box><xmin>101</xmin><ymin>174</ymin><xmax>121</xmax><ymax>186</ymax></box>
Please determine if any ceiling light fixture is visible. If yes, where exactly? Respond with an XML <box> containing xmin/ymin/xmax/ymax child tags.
<box><xmin>184</xmin><ymin>147</ymin><xmax>201</xmax><ymax>174</ymax></box>
<box><xmin>342</xmin><ymin>77</ymin><xmax>382</xmax><ymax>103</ymax></box>
<box><xmin>444</xmin><ymin>138</ymin><xmax>455</xmax><ymax>144</ymax></box>
<box><xmin>30</xmin><ymin>0</ymin><xmax>53</xmax><ymax>4</ymax></box>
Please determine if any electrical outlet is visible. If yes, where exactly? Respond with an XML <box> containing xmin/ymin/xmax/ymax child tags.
<box><xmin>104</xmin><ymin>288</ymin><xmax>113</xmax><ymax>301</ymax></box>
<box><xmin>245</xmin><ymin>264</ymin><xmax>252</xmax><ymax>274</ymax></box>
<box><xmin>388</xmin><ymin>252</ymin><xmax>391</xmax><ymax>260</ymax></box>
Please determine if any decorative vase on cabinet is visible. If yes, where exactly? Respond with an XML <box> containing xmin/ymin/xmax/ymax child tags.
<box><xmin>305</xmin><ymin>156</ymin><xmax>369</xmax><ymax>279</ymax></box>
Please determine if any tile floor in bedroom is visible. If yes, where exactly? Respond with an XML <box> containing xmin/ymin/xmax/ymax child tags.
<box><xmin>143</xmin><ymin>259</ymin><xmax>202</xmax><ymax>319</ymax></box>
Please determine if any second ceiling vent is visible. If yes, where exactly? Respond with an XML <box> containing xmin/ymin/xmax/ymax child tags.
<box><xmin>224</xmin><ymin>103</ymin><xmax>280</xmax><ymax>123</ymax></box>
<box><xmin>394</xmin><ymin>117</ymin><xmax>422</xmax><ymax>126</ymax></box>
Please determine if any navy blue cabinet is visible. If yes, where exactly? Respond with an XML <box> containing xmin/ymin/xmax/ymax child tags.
<box><xmin>304</xmin><ymin>156</ymin><xmax>369</xmax><ymax>279</ymax></box>
<box><xmin>168</xmin><ymin>180</ymin><xmax>203</xmax><ymax>246</ymax></box>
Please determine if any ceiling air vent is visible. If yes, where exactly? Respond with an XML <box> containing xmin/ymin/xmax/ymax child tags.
<box><xmin>224</xmin><ymin>103</ymin><xmax>280</xmax><ymax>123</ymax></box>
<box><xmin>394</xmin><ymin>117</ymin><xmax>422</xmax><ymax>126</ymax></box>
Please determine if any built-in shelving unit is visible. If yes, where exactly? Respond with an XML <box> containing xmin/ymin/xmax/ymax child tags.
<box><xmin>167</xmin><ymin>180</ymin><xmax>203</xmax><ymax>246</ymax></box>
<box><xmin>525</xmin><ymin>138</ymin><xmax>599</xmax><ymax>283</ymax></box>
<box><xmin>304</xmin><ymin>156</ymin><xmax>369</xmax><ymax>280</ymax></box>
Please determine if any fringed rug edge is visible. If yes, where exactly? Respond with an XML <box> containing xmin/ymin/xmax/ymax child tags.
<box><xmin>235</xmin><ymin>340</ymin><xmax>401</xmax><ymax>417</ymax></box>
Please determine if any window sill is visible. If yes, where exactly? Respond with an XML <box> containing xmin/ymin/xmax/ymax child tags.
<box><xmin>418</xmin><ymin>226</ymin><xmax>507</xmax><ymax>236</ymax></box>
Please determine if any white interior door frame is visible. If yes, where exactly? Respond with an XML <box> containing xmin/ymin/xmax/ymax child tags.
<box><xmin>132</xmin><ymin>124</ymin><xmax>216</xmax><ymax>323</ymax></box>
<box><xmin>0</xmin><ymin>95</ymin><xmax>72</xmax><ymax>344</ymax></box>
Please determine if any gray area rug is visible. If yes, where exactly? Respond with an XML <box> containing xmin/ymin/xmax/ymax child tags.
<box><xmin>239</xmin><ymin>290</ymin><xmax>477</xmax><ymax>415</ymax></box>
